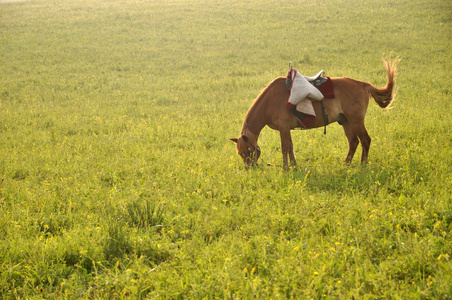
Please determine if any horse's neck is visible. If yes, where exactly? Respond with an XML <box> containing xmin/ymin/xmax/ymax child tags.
<box><xmin>241</xmin><ymin>78</ymin><xmax>282</xmax><ymax>141</ymax></box>
<box><xmin>241</xmin><ymin>105</ymin><xmax>267</xmax><ymax>141</ymax></box>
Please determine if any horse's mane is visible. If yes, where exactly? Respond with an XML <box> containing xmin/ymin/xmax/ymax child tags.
<box><xmin>252</xmin><ymin>77</ymin><xmax>285</xmax><ymax>105</ymax></box>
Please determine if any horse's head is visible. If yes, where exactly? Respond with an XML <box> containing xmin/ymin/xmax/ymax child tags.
<box><xmin>229</xmin><ymin>135</ymin><xmax>261</xmax><ymax>167</ymax></box>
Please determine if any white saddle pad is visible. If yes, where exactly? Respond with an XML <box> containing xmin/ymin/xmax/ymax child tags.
<box><xmin>288</xmin><ymin>69</ymin><xmax>324</xmax><ymax>116</ymax></box>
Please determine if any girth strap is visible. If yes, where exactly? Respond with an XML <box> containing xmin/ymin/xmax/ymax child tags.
<box><xmin>320</xmin><ymin>101</ymin><xmax>328</xmax><ymax>134</ymax></box>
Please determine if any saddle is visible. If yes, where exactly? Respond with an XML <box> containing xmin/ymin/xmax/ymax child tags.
<box><xmin>286</xmin><ymin>70</ymin><xmax>328</xmax><ymax>90</ymax></box>
<box><xmin>285</xmin><ymin>68</ymin><xmax>332</xmax><ymax>134</ymax></box>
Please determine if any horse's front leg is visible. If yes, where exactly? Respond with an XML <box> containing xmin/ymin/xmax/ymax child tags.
<box><xmin>280</xmin><ymin>129</ymin><xmax>296</xmax><ymax>169</ymax></box>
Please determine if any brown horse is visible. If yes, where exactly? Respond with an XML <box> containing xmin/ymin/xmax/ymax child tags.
<box><xmin>230</xmin><ymin>57</ymin><xmax>398</xmax><ymax>168</ymax></box>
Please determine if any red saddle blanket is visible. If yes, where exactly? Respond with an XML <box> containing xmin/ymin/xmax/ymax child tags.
<box><xmin>318</xmin><ymin>77</ymin><xmax>335</xmax><ymax>99</ymax></box>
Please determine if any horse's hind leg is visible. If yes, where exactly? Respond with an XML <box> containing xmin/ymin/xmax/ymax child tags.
<box><xmin>342</xmin><ymin>121</ymin><xmax>359</xmax><ymax>164</ymax></box>
<box><xmin>350</xmin><ymin>122</ymin><xmax>371</xmax><ymax>163</ymax></box>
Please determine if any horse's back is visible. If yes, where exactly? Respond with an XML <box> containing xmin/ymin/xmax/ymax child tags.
<box><xmin>258</xmin><ymin>76</ymin><xmax>369</xmax><ymax>130</ymax></box>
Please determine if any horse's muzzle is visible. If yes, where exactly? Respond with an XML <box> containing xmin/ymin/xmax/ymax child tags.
<box><xmin>245</xmin><ymin>146</ymin><xmax>261</xmax><ymax>168</ymax></box>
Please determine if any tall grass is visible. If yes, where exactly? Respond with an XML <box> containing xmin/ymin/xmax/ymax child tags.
<box><xmin>1</xmin><ymin>0</ymin><xmax>451</xmax><ymax>298</ymax></box>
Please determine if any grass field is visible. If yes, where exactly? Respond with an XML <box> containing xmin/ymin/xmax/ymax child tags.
<box><xmin>1</xmin><ymin>0</ymin><xmax>451</xmax><ymax>298</ymax></box>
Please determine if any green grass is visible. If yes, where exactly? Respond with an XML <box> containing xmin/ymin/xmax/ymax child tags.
<box><xmin>1</xmin><ymin>0</ymin><xmax>451</xmax><ymax>298</ymax></box>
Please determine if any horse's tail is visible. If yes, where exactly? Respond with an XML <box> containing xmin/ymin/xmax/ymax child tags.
<box><xmin>363</xmin><ymin>57</ymin><xmax>399</xmax><ymax>109</ymax></box>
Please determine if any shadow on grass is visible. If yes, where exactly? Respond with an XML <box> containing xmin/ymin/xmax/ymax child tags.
<box><xmin>284</xmin><ymin>158</ymin><xmax>434</xmax><ymax>199</ymax></box>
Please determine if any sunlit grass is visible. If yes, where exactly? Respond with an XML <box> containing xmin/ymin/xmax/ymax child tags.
<box><xmin>0</xmin><ymin>0</ymin><xmax>451</xmax><ymax>298</ymax></box>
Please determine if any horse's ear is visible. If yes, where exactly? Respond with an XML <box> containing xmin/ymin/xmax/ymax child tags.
<box><xmin>241</xmin><ymin>135</ymin><xmax>249</xmax><ymax>143</ymax></box>
<box><xmin>229</xmin><ymin>138</ymin><xmax>238</xmax><ymax>144</ymax></box>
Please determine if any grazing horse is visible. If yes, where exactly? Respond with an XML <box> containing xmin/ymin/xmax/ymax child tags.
<box><xmin>229</xmin><ymin>58</ymin><xmax>398</xmax><ymax>168</ymax></box>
